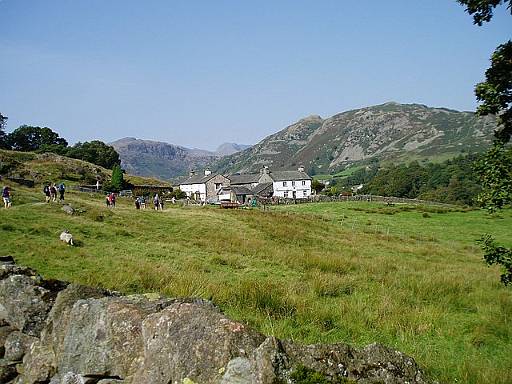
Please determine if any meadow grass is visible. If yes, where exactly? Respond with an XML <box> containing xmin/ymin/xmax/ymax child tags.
<box><xmin>0</xmin><ymin>187</ymin><xmax>511</xmax><ymax>383</ymax></box>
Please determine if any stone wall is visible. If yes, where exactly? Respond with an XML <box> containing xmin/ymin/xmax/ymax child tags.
<box><xmin>0</xmin><ymin>257</ymin><xmax>434</xmax><ymax>384</ymax></box>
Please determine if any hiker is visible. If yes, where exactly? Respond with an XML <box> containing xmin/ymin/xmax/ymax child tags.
<box><xmin>140</xmin><ymin>196</ymin><xmax>146</xmax><ymax>209</ymax></box>
<box><xmin>58</xmin><ymin>183</ymin><xmax>66</xmax><ymax>201</ymax></box>
<box><xmin>135</xmin><ymin>197</ymin><xmax>140</xmax><ymax>210</ymax></box>
<box><xmin>153</xmin><ymin>194</ymin><xmax>159</xmax><ymax>210</ymax></box>
<box><xmin>2</xmin><ymin>186</ymin><xmax>11</xmax><ymax>208</ymax></box>
<box><xmin>105</xmin><ymin>194</ymin><xmax>110</xmax><ymax>207</ymax></box>
<box><xmin>109</xmin><ymin>192</ymin><xmax>116</xmax><ymax>208</ymax></box>
<box><xmin>50</xmin><ymin>184</ymin><xmax>57</xmax><ymax>202</ymax></box>
<box><xmin>171</xmin><ymin>196</ymin><xmax>176</xmax><ymax>204</ymax></box>
<box><xmin>43</xmin><ymin>184</ymin><xmax>51</xmax><ymax>203</ymax></box>
<box><xmin>159</xmin><ymin>197</ymin><xmax>164</xmax><ymax>210</ymax></box>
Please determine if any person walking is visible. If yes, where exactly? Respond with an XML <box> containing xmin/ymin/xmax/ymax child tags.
<box><xmin>135</xmin><ymin>197</ymin><xmax>140</xmax><ymax>210</ymax></box>
<box><xmin>2</xmin><ymin>186</ymin><xmax>12</xmax><ymax>208</ymax></box>
<box><xmin>153</xmin><ymin>194</ymin><xmax>160</xmax><ymax>210</ymax></box>
<box><xmin>109</xmin><ymin>192</ymin><xmax>116</xmax><ymax>208</ymax></box>
<box><xmin>50</xmin><ymin>184</ymin><xmax>57</xmax><ymax>202</ymax></box>
<box><xmin>58</xmin><ymin>183</ymin><xmax>66</xmax><ymax>201</ymax></box>
<box><xmin>105</xmin><ymin>194</ymin><xmax>110</xmax><ymax>208</ymax></box>
<box><xmin>43</xmin><ymin>184</ymin><xmax>51</xmax><ymax>203</ymax></box>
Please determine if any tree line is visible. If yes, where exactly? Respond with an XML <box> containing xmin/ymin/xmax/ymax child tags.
<box><xmin>0</xmin><ymin>115</ymin><xmax>120</xmax><ymax>169</ymax></box>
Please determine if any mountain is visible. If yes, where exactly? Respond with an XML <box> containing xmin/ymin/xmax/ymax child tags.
<box><xmin>213</xmin><ymin>102</ymin><xmax>497</xmax><ymax>175</ymax></box>
<box><xmin>215</xmin><ymin>143</ymin><xmax>252</xmax><ymax>156</ymax></box>
<box><xmin>109</xmin><ymin>138</ymin><xmax>214</xmax><ymax>180</ymax></box>
<box><xmin>110</xmin><ymin>138</ymin><xmax>251</xmax><ymax>180</ymax></box>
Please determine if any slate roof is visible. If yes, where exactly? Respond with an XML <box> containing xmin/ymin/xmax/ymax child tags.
<box><xmin>231</xmin><ymin>186</ymin><xmax>253</xmax><ymax>195</ymax></box>
<box><xmin>251</xmin><ymin>182</ymin><xmax>273</xmax><ymax>195</ymax></box>
<box><xmin>179</xmin><ymin>173</ymin><xmax>217</xmax><ymax>185</ymax></box>
<box><xmin>218</xmin><ymin>186</ymin><xmax>253</xmax><ymax>195</ymax></box>
<box><xmin>228</xmin><ymin>173</ymin><xmax>260</xmax><ymax>185</ymax></box>
<box><xmin>268</xmin><ymin>170</ymin><xmax>311</xmax><ymax>181</ymax></box>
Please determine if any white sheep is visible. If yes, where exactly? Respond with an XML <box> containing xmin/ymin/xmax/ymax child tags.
<box><xmin>60</xmin><ymin>230</ymin><xmax>74</xmax><ymax>246</ymax></box>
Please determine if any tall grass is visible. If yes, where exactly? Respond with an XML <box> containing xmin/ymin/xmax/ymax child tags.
<box><xmin>1</xmin><ymin>188</ymin><xmax>511</xmax><ymax>383</ymax></box>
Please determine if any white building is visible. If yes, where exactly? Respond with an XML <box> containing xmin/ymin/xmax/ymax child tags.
<box><xmin>258</xmin><ymin>166</ymin><xmax>312</xmax><ymax>199</ymax></box>
<box><xmin>179</xmin><ymin>169</ymin><xmax>230</xmax><ymax>202</ymax></box>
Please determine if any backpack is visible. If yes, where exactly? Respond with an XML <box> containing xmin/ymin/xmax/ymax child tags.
<box><xmin>59</xmin><ymin>184</ymin><xmax>65</xmax><ymax>191</ymax></box>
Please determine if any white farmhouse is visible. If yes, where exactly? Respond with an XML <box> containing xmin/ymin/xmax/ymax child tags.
<box><xmin>179</xmin><ymin>169</ymin><xmax>230</xmax><ymax>202</ymax></box>
<box><xmin>258</xmin><ymin>166</ymin><xmax>312</xmax><ymax>199</ymax></box>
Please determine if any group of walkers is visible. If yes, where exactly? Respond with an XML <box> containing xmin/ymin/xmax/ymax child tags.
<box><xmin>2</xmin><ymin>186</ymin><xmax>12</xmax><ymax>208</ymax></box>
<box><xmin>43</xmin><ymin>183</ymin><xmax>65</xmax><ymax>202</ymax></box>
<box><xmin>135</xmin><ymin>193</ymin><xmax>171</xmax><ymax>210</ymax></box>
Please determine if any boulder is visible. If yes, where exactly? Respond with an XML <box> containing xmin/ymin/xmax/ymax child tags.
<box><xmin>0</xmin><ymin>274</ymin><xmax>66</xmax><ymax>336</ymax></box>
<box><xmin>4</xmin><ymin>331</ymin><xmax>39</xmax><ymax>361</ymax></box>
<box><xmin>0</xmin><ymin>326</ymin><xmax>16</xmax><ymax>357</ymax></box>
<box><xmin>62</xmin><ymin>205</ymin><xmax>74</xmax><ymax>215</ymax></box>
<box><xmin>131</xmin><ymin>300</ymin><xmax>265</xmax><ymax>383</ymax></box>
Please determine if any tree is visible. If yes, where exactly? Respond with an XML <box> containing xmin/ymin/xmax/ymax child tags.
<box><xmin>109</xmin><ymin>164</ymin><xmax>124</xmax><ymax>192</ymax></box>
<box><xmin>65</xmin><ymin>141</ymin><xmax>121</xmax><ymax>169</ymax></box>
<box><xmin>6</xmin><ymin>125</ymin><xmax>68</xmax><ymax>152</ymax></box>
<box><xmin>457</xmin><ymin>0</ymin><xmax>511</xmax><ymax>26</ymax></box>
<box><xmin>311</xmin><ymin>179</ymin><xmax>325</xmax><ymax>194</ymax></box>
<box><xmin>0</xmin><ymin>113</ymin><xmax>8</xmax><ymax>149</ymax></box>
<box><xmin>459</xmin><ymin>0</ymin><xmax>512</xmax><ymax>284</ymax></box>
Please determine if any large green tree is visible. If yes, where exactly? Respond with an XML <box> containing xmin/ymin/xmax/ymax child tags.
<box><xmin>458</xmin><ymin>0</ymin><xmax>512</xmax><ymax>284</ymax></box>
<box><xmin>6</xmin><ymin>125</ymin><xmax>68</xmax><ymax>152</ymax></box>
<box><xmin>65</xmin><ymin>140</ymin><xmax>121</xmax><ymax>169</ymax></box>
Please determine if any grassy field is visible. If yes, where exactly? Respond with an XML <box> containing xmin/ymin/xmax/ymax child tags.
<box><xmin>1</xmin><ymin>186</ymin><xmax>511</xmax><ymax>384</ymax></box>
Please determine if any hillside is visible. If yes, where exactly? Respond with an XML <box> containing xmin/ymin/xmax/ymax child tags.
<box><xmin>214</xmin><ymin>102</ymin><xmax>497</xmax><ymax>174</ymax></box>
<box><xmin>0</xmin><ymin>149</ymin><xmax>168</xmax><ymax>186</ymax></box>
<box><xmin>0</xmin><ymin>186</ymin><xmax>510</xmax><ymax>383</ymax></box>
<box><xmin>110</xmin><ymin>138</ymin><xmax>251</xmax><ymax>180</ymax></box>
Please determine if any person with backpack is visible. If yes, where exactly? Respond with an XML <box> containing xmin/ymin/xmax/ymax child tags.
<box><xmin>50</xmin><ymin>184</ymin><xmax>57</xmax><ymax>202</ymax></box>
<box><xmin>58</xmin><ymin>183</ymin><xmax>66</xmax><ymax>201</ymax></box>
<box><xmin>43</xmin><ymin>184</ymin><xmax>51</xmax><ymax>203</ymax></box>
<box><xmin>2</xmin><ymin>186</ymin><xmax>12</xmax><ymax>208</ymax></box>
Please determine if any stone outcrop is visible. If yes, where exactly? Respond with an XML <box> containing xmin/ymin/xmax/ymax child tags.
<box><xmin>0</xmin><ymin>257</ymin><xmax>434</xmax><ymax>384</ymax></box>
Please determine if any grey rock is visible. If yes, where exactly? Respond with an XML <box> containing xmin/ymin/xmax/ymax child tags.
<box><xmin>220</xmin><ymin>357</ymin><xmax>254</xmax><ymax>384</ymax></box>
<box><xmin>0</xmin><ymin>326</ymin><xmax>16</xmax><ymax>357</ymax></box>
<box><xmin>4</xmin><ymin>331</ymin><xmax>38</xmax><ymax>361</ymax></box>
<box><xmin>0</xmin><ymin>275</ymin><xmax>66</xmax><ymax>337</ymax></box>
<box><xmin>131</xmin><ymin>300</ymin><xmax>265</xmax><ymax>384</ymax></box>
<box><xmin>62</xmin><ymin>205</ymin><xmax>74</xmax><ymax>215</ymax></box>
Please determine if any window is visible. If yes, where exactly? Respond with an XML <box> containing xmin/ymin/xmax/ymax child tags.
<box><xmin>292</xmin><ymin>181</ymin><xmax>295</xmax><ymax>186</ymax></box>
<box><xmin>303</xmin><ymin>190</ymin><xmax>308</xmax><ymax>197</ymax></box>
<box><xmin>215</xmin><ymin>183</ymin><xmax>222</xmax><ymax>190</ymax></box>
<box><xmin>284</xmin><ymin>191</ymin><xmax>288</xmax><ymax>198</ymax></box>
<box><xmin>302</xmin><ymin>180</ymin><xmax>306</xmax><ymax>186</ymax></box>
<box><xmin>283</xmin><ymin>181</ymin><xmax>287</xmax><ymax>187</ymax></box>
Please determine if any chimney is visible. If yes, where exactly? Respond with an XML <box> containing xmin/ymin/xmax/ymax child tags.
<box><xmin>204</xmin><ymin>169</ymin><xmax>212</xmax><ymax>176</ymax></box>
<box><xmin>298</xmin><ymin>165</ymin><xmax>305</xmax><ymax>172</ymax></box>
<box><xmin>189</xmin><ymin>169</ymin><xmax>196</xmax><ymax>176</ymax></box>
<box><xmin>260</xmin><ymin>166</ymin><xmax>270</xmax><ymax>175</ymax></box>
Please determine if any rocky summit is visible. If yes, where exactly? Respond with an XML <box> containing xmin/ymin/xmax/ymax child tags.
<box><xmin>214</xmin><ymin>102</ymin><xmax>497</xmax><ymax>174</ymax></box>
<box><xmin>0</xmin><ymin>257</ymin><xmax>433</xmax><ymax>384</ymax></box>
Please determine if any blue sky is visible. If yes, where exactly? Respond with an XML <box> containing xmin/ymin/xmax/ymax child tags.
<box><xmin>0</xmin><ymin>1</ymin><xmax>510</xmax><ymax>150</ymax></box>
